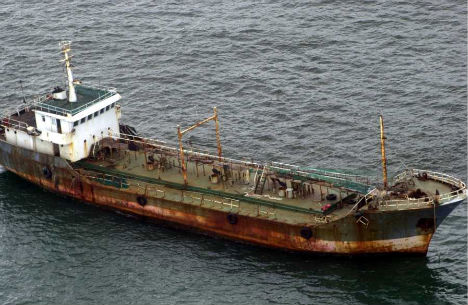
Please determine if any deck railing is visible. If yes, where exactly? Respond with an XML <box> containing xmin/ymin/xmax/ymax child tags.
<box><xmin>380</xmin><ymin>169</ymin><xmax>467</xmax><ymax>210</ymax></box>
<box><xmin>82</xmin><ymin>170</ymin><xmax>341</xmax><ymax>224</ymax></box>
<box><xmin>113</xmin><ymin>133</ymin><xmax>262</xmax><ymax>169</ymax></box>
<box><xmin>1</xmin><ymin>84</ymin><xmax>118</xmax><ymax>123</ymax></box>
<box><xmin>379</xmin><ymin>189</ymin><xmax>465</xmax><ymax>210</ymax></box>
<box><xmin>347</xmin><ymin>169</ymin><xmax>467</xmax><ymax>212</ymax></box>
<box><xmin>0</xmin><ymin>117</ymin><xmax>30</xmax><ymax>133</ymax></box>
<box><xmin>393</xmin><ymin>168</ymin><xmax>466</xmax><ymax>190</ymax></box>
<box><xmin>271</xmin><ymin>162</ymin><xmax>372</xmax><ymax>185</ymax></box>
<box><xmin>346</xmin><ymin>188</ymin><xmax>378</xmax><ymax>216</ymax></box>
<box><xmin>33</xmin><ymin>85</ymin><xmax>117</xmax><ymax>116</ymax></box>
<box><xmin>114</xmin><ymin>133</ymin><xmax>374</xmax><ymax>193</ymax></box>
<box><xmin>82</xmin><ymin>171</ymin><xmax>279</xmax><ymax>219</ymax></box>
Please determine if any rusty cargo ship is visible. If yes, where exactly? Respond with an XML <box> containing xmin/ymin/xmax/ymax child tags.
<box><xmin>0</xmin><ymin>42</ymin><xmax>466</xmax><ymax>255</ymax></box>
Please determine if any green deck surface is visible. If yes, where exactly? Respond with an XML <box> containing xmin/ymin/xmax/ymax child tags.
<box><xmin>35</xmin><ymin>85</ymin><xmax>116</xmax><ymax>116</ymax></box>
<box><xmin>271</xmin><ymin>167</ymin><xmax>373</xmax><ymax>194</ymax></box>
<box><xmin>76</xmin><ymin>160</ymin><xmax>325</xmax><ymax>215</ymax></box>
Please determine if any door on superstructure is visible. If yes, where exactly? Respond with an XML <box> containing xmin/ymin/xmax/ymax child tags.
<box><xmin>53</xmin><ymin>143</ymin><xmax>60</xmax><ymax>157</ymax></box>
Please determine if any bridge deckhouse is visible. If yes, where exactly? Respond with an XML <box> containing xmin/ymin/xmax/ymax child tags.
<box><xmin>2</xmin><ymin>41</ymin><xmax>121</xmax><ymax>162</ymax></box>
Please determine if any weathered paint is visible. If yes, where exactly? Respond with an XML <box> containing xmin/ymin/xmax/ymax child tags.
<box><xmin>0</xmin><ymin>139</ymin><xmax>461</xmax><ymax>255</ymax></box>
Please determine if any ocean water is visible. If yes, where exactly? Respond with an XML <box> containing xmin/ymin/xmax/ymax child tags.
<box><xmin>0</xmin><ymin>0</ymin><xmax>466</xmax><ymax>304</ymax></box>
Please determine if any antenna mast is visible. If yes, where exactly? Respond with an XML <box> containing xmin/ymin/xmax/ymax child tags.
<box><xmin>379</xmin><ymin>115</ymin><xmax>388</xmax><ymax>189</ymax></box>
<box><xmin>59</xmin><ymin>41</ymin><xmax>77</xmax><ymax>102</ymax></box>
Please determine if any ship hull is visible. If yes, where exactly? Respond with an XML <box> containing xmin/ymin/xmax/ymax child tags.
<box><xmin>0</xmin><ymin>140</ymin><xmax>462</xmax><ymax>256</ymax></box>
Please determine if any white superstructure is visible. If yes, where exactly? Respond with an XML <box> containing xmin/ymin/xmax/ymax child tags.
<box><xmin>2</xmin><ymin>42</ymin><xmax>121</xmax><ymax>162</ymax></box>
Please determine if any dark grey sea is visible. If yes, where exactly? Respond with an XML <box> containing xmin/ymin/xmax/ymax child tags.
<box><xmin>0</xmin><ymin>0</ymin><xmax>466</xmax><ymax>304</ymax></box>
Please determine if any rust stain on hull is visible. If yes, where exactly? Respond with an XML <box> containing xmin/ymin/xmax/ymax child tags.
<box><xmin>0</xmin><ymin>141</ymin><xmax>435</xmax><ymax>255</ymax></box>
<box><xmin>4</xmin><ymin>166</ymin><xmax>432</xmax><ymax>255</ymax></box>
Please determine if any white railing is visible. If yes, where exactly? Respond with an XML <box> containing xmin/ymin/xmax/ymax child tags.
<box><xmin>271</xmin><ymin>161</ymin><xmax>371</xmax><ymax>184</ymax></box>
<box><xmin>111</xmin><ymin>133</ymin><xmax>263</xmax><ymax>169</ymax></box>
<box><xmin>25</xmin><ymin>84</ymin><xmax>117</xmax><ymax>117</ymax></box>
<box><xmin>381</xmin><ymin>169</ymin><xmax>466</xmax><ymax>210</ymax></box>
<box><xmin>346</xmin><ymin>168</ymin><xmax>467</xmax><ymax>212</ymax></box>
<box><xmin>379</xmin><ymin>189</ymin><xmax>465</xmax><ymax>210</ymax></box>
<box><xmin>394</xmin><ymin>168</ymin><xmax>466</xmax><ymax>190</ymax></box>
<box><xmin>106</xmin><ymin>132</ymin><xmax>375</xmax><ymax>196</ymax></box>
<box><xmin>345</xmin><ymin>188</ymin><xmax>378</xmax><ymax>216</ymax></box>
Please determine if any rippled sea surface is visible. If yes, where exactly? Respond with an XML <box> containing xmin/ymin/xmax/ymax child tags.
<box><xmin>0</xmin><ymin>1</ymin><xmax>466</xmax><ymax>304</ymax></box>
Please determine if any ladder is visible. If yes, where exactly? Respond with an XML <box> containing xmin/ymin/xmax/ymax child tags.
<box><xmin>356</xmin><ymin>215</ymin><xmax>369</xmax><ymax>228</ymax></box>
<box><xmin>254</xmin><ymin>165</ymin><xmax>268</xmax><ymax>195</ymax></box>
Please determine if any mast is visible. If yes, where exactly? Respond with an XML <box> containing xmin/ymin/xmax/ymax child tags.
<box><xmin>213</xmin><ymin>107</ymin><xmax>222</xmax><ymax>160</ymax></box>
<box><xmin>379</xmin><ymin>115</ymin><xmax>388</xmax><ymax>189</ymax></box>
<box><xmin>59</xmin><ymin>41</ymin><xmax>77</xmax><ymax>102</ymax></box>
<box><xmin>177</xmin><ymin>107</ymin><xmax>223</xmax><ymax>184</ymax></box>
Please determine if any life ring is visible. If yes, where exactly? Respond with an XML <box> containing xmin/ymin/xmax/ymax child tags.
<box><xmin>227</xmin><ymin>213</ymin><xmax>238</xmax><ymax>225</ymax></box>
<box><xmin>42</xmin><ymin>166</ymin><xmax>52</xmax><ymax>179</ymax></box>
<box><xmin>137</xmin><ymin>195</ymin><xmax>147</xmax><ymax>206</ymax></box>
<box><xmin>326</xmin><ymin>194</ymin><xmax>337</xmax><ymax>201</ymax></box>
<box><xmin>300</xmin><ymin>227</ymin><xmax>312</xmax><ymax>240</ymax></box>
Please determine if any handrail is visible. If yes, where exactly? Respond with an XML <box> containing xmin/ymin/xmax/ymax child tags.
<box><xmin>348</xmin><ymin>168</ymin><xmax>467</xmax><ymax>212</ymax></box>
<box><xmin>394</xmin><ymin>168</ymin><xmax>466</xmax><ymax>189</ymax></box>
<box><xmin>0</xmin><ymin>117</ymin><xmax>30</xmax><ymax>132</ymax></box>
<box><xmin>13</xmin><ymin>84</ymin><xmax>118</xmax><ymax>117</ymax></box>
<box><xmin>345</xmin><ymin>188</ymin><xmax>378</xmax><ymax>216</ymax></box>
<box><xmin>34</xmin><ymin>89</ymin><xmax>116</xmax><ymax>116</ymax></box>
<box><xmin>118</xmin><ymin>133</ymin><xmax>166</xmax><ymax>145</ymax></box>
<box><xmin>107</xmin><ymin>133</ymin><xmax>374</xmax><ymax>194</ymax></box>
<box><xmin>110</xmin><ymin>134</ymin><xmax>262</xmax><ymax>168</ymax></box>
<box><xmin>381</xmin><ymin>169</ymin><xmax>466</xmax><ymax>210</ymax></box>
<box><xmin>272</xmin><ymin>161</ymin><xmax>371</xmax><ymax>182</ymax></box>
<box><xmin>381</xmin><ymin>188</ymin><xmax>465</xmax><ymax>208</ymax></box>
<box><xmin>76</xmin><ymin>161</ymin><xmax>325</xmax><ymax>215</ymax></box>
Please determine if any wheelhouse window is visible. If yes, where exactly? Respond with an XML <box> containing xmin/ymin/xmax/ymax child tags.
<box><xmin>81</xmin><ymin>117</ymin><xmax>86</xmax><ymax>124</ymax></box>
<box><xmin>87</xmin><ymin>114</ymin><xmax>92</xmax><ymax>120</ymax></box>
<box><xmin>100</xmin><ymin>108</ymin><xmax>104</xmax><ymax>114</ymax></box>
<box><xmin>94</xmin><ymin>111</ymin><xmax>99</xmax><ymax>117</ymax></box>
<box><xmin>106</xmin><ymin>105</ymin><xmax>110</xmax><ymax>111</ymax></box>
<box><xmin>73</xmin><ymin>121</ymin><xmax>79</xmax><ymax>127</ymax></box>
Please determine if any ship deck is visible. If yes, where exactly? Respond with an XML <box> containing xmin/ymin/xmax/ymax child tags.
<box><xmin>72</xmin><ymin>138</ymin><xmax>466</xmax><ymax>227</ymax></box>
<box><xmin>3</xmin><ymin>108</ymin><xmax>37</xmax><ymax>129</ymax></box>
<box><xmin>74</xmin><ymin>142</ymin><xmax>367</xmax><ymax>225</ymax></box>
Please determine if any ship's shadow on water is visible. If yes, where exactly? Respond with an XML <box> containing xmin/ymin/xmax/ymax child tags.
<box><xmin>0</xmin><ymin>171</ymin><xmax>454</xmax><ymax>305</ymax></box>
